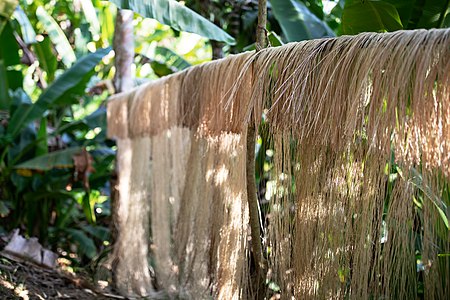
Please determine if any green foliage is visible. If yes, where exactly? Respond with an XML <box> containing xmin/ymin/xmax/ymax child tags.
<box><xmin>110</xmin><ymin>0</ymin><xmax>236</xmax><ymax>44</ymax></box>
<box><xmin>36</xmin><ymin>6</ymin><xmax>76</xmax><ymax>67</ymax></box>
<box><xmin>407</xmin><ymin>0</ymin><xmax>450</xmax><ymax>28</ymax></box>
<box><xmin>271</xmin><ymin>0</ymin><xmax>335</xmax><ymax>41</ymax></box>
<box><xmin>410</xmin><ymin>168</ymin><xmax>449</xmax><ymax>229</ymax></box>
<box><xmin>0</xmin><ymin>21</ymin><xmax>22</xmax><ymax>110</ymax></box>
<box><xmin>15</xmin><ymin>147</ymin><xmax>82</xmax><ymax>171</ymax></box>
<box><xmin>342</xmin><ymin>0</ymin><xmax>403</xmax><ymax>34</ymax></box>
<box><xmin>12</xmin><ymin>6</ymin><xmax>36</xmax><ymax>44</ymax></box>
<box><xmin>0</xmin><ymin>2</ymin><xmax>115</xmax><ymax>264</ymax></box>
<box><xmin>33</xmin><ymin>36</ymin><xmax>57</xmax><ymax>82</ymax></box>
<box><xmin>79</xmin><ymin>0</ymin><xmax>101</xmax><ymax>39</ymax></box>
<box><xmin>155</xmin><ymin>46</ymin><xmax>191</xmax><ymax>71</ymax></box>
<box><xmin>7</xmin><ymin>47</ymin><xmax>111</xmax><ymax>139</ymax></box>
<box><xmin>0</xmin><ymin>60</ymin><xmax>9</xmax><ymax>109</ymax></box>
<box><xmin>0</xmin><ymin>81</ymin><xmax>113</xmax><ymax>261</ymax></box>
<box><xmin>66</xmin><ymin>228</ymin><xmax>97</xmax><ymax>259</ymax></box>
<box><xmin>139</xmin><ymin>46</ymin><xmax>193</xmax><ymax>77</ymax></box>
<box><xmin>267</xmin><ymin>31</ymin><xmax>284</xmax><ymax>47</ymax></box>
<box><xmin>342</xmin><ymin>0</ymin><xmax>450</xmax><ymax>34</ymax></box>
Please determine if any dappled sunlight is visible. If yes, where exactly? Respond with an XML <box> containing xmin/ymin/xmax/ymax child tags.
<box><xmin>112</xmin><ymin>137</ymin><xmax>154</xmax><ymax>296</ymax></box>
<box><xmin>206</xmin><ymin>164</ymin><xmax>230</xmax><ymax>186</ymax></box>
<box><xmin>0</xmin><ymin>278</ymin><xmax>30</xmax><ymax>300</ymax></box>
<box><xmin>108</xmin><ymin>127</ymin><xmax>249</xmax><ymax>298</ymax></box>
<box><xmin>107</xmin><ymin>28</ymin><xmax>450</xmax><ymax>299</ymax></box>
<box><xmin>395</xmin><ymin>87</ymin><xmax>450</xmax><ymax>177</ymax></box>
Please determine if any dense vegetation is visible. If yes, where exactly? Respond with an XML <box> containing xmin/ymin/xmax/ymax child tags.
<box><xmin>0</xmin><ymin>0</ymin><xmax>449</xmax><ymax>282</ymax></box>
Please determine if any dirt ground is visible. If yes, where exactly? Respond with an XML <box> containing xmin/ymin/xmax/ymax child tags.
<box><xmin>0</xmin><ymin>257</ymin><xmax>121</xmax><ymax>300</ymax></box>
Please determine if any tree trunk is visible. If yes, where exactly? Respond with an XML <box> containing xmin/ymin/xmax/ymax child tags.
<box><xmin>110</xmin><ymin>9</ymin><xmax>154</xmax><ymax>297</ymax></box>
<box><xmin>111</xmin><ymin>8</ymin><xmax>134</xmax><ymax>250</ymax></box>
<box><xmin>113</xmin><ymin>10</ymin><xmax>134</xmax><ymax>93</ymax></box>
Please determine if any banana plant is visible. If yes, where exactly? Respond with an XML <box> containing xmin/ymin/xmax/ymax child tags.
<box><xmin>270</xmin><ymin>0</ymin><xmax>335</xmax><ymax>41</ymax></box>
<box><xmin>0</xmin><ymin>9</ymin><xmax>113</xmax><ymax>259</ymax></box>
<box><xmin>342</xmin><ymin>0</ymin><xmax>450</xmax><ymax>34</ymax></box>
<box><xmin>109</xmin><ymin>0</ymin><xmax>236</xmax><ymax>44</ymax></box>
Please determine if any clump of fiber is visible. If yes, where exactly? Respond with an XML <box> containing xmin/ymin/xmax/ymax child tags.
<box><xmin>107</xmin><ymin>28</ymin><xmax>450</xmax><ymax>299</ymax></box>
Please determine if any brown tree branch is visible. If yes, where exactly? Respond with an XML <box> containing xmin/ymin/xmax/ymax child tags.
<box><xmin>246</xmin><ymin>0</ymin><xmax>267</xmax><ymax>297</ymax></box>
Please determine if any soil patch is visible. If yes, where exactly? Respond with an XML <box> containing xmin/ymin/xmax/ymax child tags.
<box><xmin>0</xmin><ymin>257</ymin><xmax>118</xmax><ymax>299</ymax></box>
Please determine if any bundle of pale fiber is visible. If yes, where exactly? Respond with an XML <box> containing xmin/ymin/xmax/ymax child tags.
<box><xmin>107</xmin><ymin>53</ymin><xmax>252</xmax><ymax>299</ymax></box>
<box><xmin>108</xmin><ymin>29</ymin><xmax>450</xmax><ymax>299</ymax></box>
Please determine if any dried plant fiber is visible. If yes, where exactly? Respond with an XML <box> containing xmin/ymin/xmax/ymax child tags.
<box><xmin>107</xmin><ymin>53</ymin><xmax>252</xmax><ymax>298</ymax></box>
<box><xmin>107</xmin><ymin>28</ymin><xmax>449</xmax><ymax>299</ymax></box>
<box><xmin>249</xmin><ymin>29</ymin><xmax>450</xmax><ymax>299</ymax></box>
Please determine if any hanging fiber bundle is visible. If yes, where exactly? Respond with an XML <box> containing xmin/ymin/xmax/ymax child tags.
<box><xmin>107</xmin><ymin>54</ymin><xmax>252</xmax><ymax>298</ymax></box>
<box><xmin>107</xmin><ymin>28</ymin><xmax>450</xmax><ymax>299</ymax></box>
<box><xmin>248</xmin><ymin>29</ymin><xmax>450</xmax><ymax>299</ymax></box>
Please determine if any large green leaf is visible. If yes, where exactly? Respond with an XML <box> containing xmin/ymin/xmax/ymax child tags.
<box><xmin>7</xmin><ymin>47</ymin><xmax>111</xmax><ymax>138</ymax></box>
<box><xmin>302</xmin><ymin>0</ymin><xmax>325</xmax><ymax>19</ymax></box>
<box><xmin>13</xmin><ymin>6</ymin><xmax>36</xmax><ymax>44</ymax></box>
<box><xmin>155</xmin><ymin>46</ymin><xmax>191</xmax><ymax>70</ymax></box>
<box><xmin>33</xmin><ymin>36</ymin><xmax>57</xmax><ymax>82</ymax></box>
<box><xmin>150</xmin><ymin>60</ymin><xmax>174</xmax><ymax>77</ymax></box>
<box><xmin>99</xmin><ymin>3</ymin><xmax>115</xmax><ymax>44</ymax></box>
<box><xmin>84</xmin><ymin>106</ymin><xmax>107</xmax><ymax>130</ymax></box>
<box><xmin>35</xmin><ymin>117</ymin><xmax>47</xmax><ymax>157</ymax></box>
<box><xmin>271</xmin><ymin>0</ymin><xmax>335</xmax><ymax>42</ymax></box>
<box><xmin>0</xmin><ymin>21</ymin><xmax>22</xmax><ymax>102</ymax></box>
<box><xmin>326</xmin><ymin>0</ymin><xmax>345</xmax><ymax>32</ymax></box>
<box><xmin>36</xmin><ymin>6</ymin><xmax>76</xmax><ymax>67</ymax></box>
<box><xmin>56</xmin><ymin>106</ymin><xmax>107</xmax><ymax>138</ymax></box>
<box><xmin>53</xmin><ymin>70</ymin><xmax>97</xmax><ymax>107</ymax></box>
<box><xmin>82</xmin><ymin>192</ymin><xmax>95</xmax><ymax>224</ymax></box>
<box><xmin>0</xmin><ymin>21</ymin><xmax>20</xmax><ymax>67</ymax></box>
<box><xmin>445</xmin><ymin>13</ymin><xmax>450</xmax><ymax>27</ymax></box>
<box><xmin>0</xmin><ymin>60</ymin><xmax>9</xmax><ymax>109</ymax></box>
<box><xmin>14</xmin><ymin>147</ymin><xmax>82</xmax><ymax>170</ymax></box>
<box><xmin>9</xmin><ymin>88</ymin><xmax>31</xmax><ymax>119</ymax></box>
<box><xmin>382</xmin><ymin>0</ymin><xmax>450</xmax><ymax>29</ymax></box>
<box><xmin>409</xmin><ymin>0</ymin><xmax>450</xmax><ymax>29</ymax></box>
<box><xmin>268</xmin><ymin>31</ymin><xmax>284</xmax><ymax>47</ymax></box>
<box><xmin>80</xmin><ymin>0</ymin><xmax>101</xmax><ymax>39</ymax></box>
<box><xmin>109</xmin><ymin>0</ymin><xmax>236</xmax><ymax>45</ymax></box>
<box><xmin>8</xmin><ymin>48</ymin><xmax>110</xmax><ymax>137</ymax></box>
<box><xmin>382</xmin><ymin>0</ymin><xmax>415</xmax><ymax>29</ymax></box>
<box><xmin>342</xmin><ymin>0</ymin><xmax>403</xmax><ymax>34</ymax></box>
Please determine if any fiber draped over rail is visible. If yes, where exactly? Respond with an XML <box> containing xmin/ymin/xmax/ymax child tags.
<box><xmin>107</xmin><ymin>29</ymin><xmax>450</xmax><ymax>299</ymax></box>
